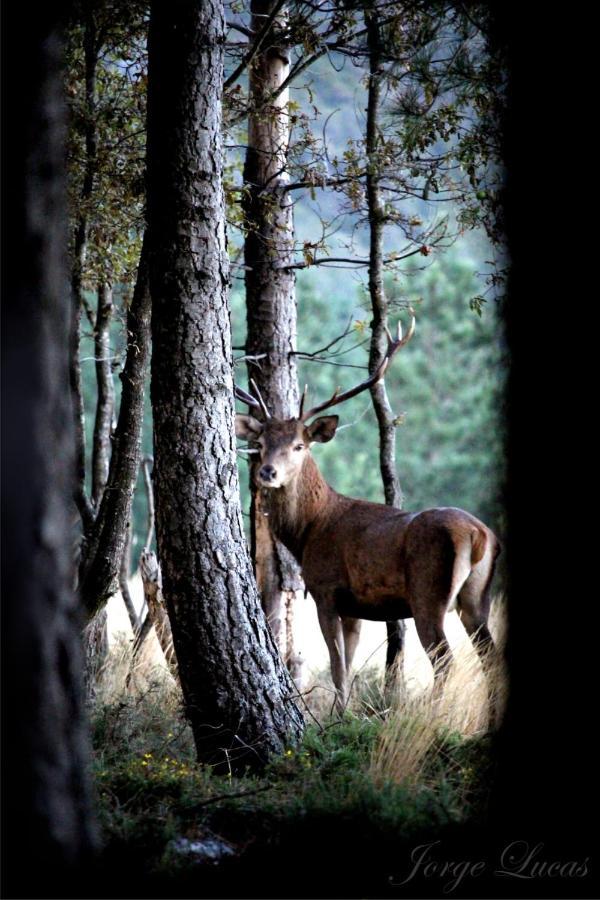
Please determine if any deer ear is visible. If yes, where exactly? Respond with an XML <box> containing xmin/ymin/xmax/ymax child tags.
<box><xmin>306</xmin><ymin>415</ymin><xmax>339</xmax><ymax>444</ymax></box>
<box><xmin>235</xmin><ymin>414</ymin><xmax>263</xmax><ymax>440</ymax></box>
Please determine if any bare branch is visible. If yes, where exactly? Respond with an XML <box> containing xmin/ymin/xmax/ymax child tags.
<box><xmin>141</xmin><ymin>455</ymin><xmax>155</xmax><ymax>550</ymax></box>
<box><xmin>278</xmin><ymin>246</ymin><xmax>428</xmax><ymax>270</ymax></box>
<box><xmin>300</xmin><ymin>313</ymin><xmax>415</xmax><ymax>421</ymax></box>
<box><xmin>119</xmin><ymin>520</ymin><xmax>138</xmax><ymax>631</ymax></box>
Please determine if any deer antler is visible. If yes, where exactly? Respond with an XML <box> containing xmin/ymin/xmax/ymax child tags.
<box><xmin>234</xmin><ymin>381</ymin><xmax>271</xmax><ymax>420</ymax></box>
<box><xmin>300</xmin><ymin>311</ymin><xmax>416</xmax><ymax>422</ymax></box>
<box><xmin>298</xmin><ymin>384</ymin><xmax>308</xmax><ymax>418</ymax></box>
<box><xmin>234</xmin><ymin>383</ymin><xmax>261</xmax><ymax>409</ymax></box>
<box><xmin>249</xmin><ymin>379</ymin><xmax>271</xmax><ymax>419</ymax></box>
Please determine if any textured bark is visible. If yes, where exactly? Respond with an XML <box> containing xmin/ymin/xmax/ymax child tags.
<box><xmin>119</xmin><ymin>518</ymin><xmax>139</xmax><ymax>631</ymax></box>
<box><xmin>147</xmin><ymin>0</ymin><xmax>304</xmax><ymax>770</ymax></box>
<box><xmin>365</xmin><ymin>13</ymin><xmax>406</xmax><ymax>669</ymax></box>
<box><xmin>78</xmin><ymin>237</ymin><xmax>151</xmax><ymax>617</ymax></box>
<box><xmin>2</xmin><ymin>9</ymin><xmax>98</xmax><ymax>888</ymax></box>
<box><xmin>70</xmin><ymin>11</ymin><xmax>98</xmax><ymax>530</ymax></box>
<box><xmin>243</xmin><ymin>0</ymin><xmax>303</xmax><ymax>675</ymax></box>
<box><xmin>91</xmin><ymin>281</ymin><xmax>115</xmax><ymax>506</ymax></box>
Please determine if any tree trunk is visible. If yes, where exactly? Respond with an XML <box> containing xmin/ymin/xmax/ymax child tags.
<box><xmin>243</xmin><ymin>0</ymin><xmax>304</xmax><ymax>680</ymax></box>
<box><xmin>91</xmin><ymin>281</ymin><xmax>115</xmax><ymax>506</ymax></box>
<box><xmin>147</xmin><ymin>0</ymin><xmax>304</xmax><ymax>771</ymax></box>
<box><xmin>78</xmin><ymin>236</ymin><xmax>151</xmax><ymax>617</ymax></box>
<box><xmin>2</xmin><ymin>9</ymin><xmax>98</xmax><ymax>890</ymax></box>
<box><xmin>70</xmin><ymin>10</ymin><xmax>98</xmax><ymax>531</ymax></box>
<box><xmin>66</xmin><ymin>13</ymin><xmax>151</xmax><ymax>624</ymax></box>
<box><xmin>365</xmin><ymin>12</ymin><xmax>406</xmax><ymax>676</ymax></box>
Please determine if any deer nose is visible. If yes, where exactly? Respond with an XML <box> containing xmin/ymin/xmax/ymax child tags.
<box><xmin>259</xmin><ymin>464</ymin><xmax>277</xmax><ymax>481</ymax></box>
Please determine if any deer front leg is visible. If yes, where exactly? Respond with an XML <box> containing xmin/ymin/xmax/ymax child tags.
<box><xmin>342</xmin><ymin>616</ymin><xmax>361</xmax><ymax>676</ymax></box>
<box><xmin>317</xmin><ymin>607</ymin><xmax>347</xmax><ymax>714</ymax></box>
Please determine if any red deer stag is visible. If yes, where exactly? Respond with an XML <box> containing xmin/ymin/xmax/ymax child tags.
<box><xmin>235</xmin><ymin>315</ymin><xmax>501</xmax><ymax>715</ymax></box>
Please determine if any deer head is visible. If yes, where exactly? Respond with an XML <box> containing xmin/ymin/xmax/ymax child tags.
<box><xmin>235</xmin><ymin>413</ymin><xmax>339</xmax><ymax>488</ymax></box>
<box><xmin>235</xmin><ymin>313</ymin><xmax>415</xmax><ymax>489</ymax></box>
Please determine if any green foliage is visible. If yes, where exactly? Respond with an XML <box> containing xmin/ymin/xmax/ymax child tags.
<box><xmin>78</xmin><ymin>292</ymin><xmax>154</xmax><ymax>560</ymax></box>
<box><xmin>65</xmin><ymin>3</ymin><xmax>147</xmax><ymax>287</ymax></box>
<box><xmin>286</xmin><ymin>249</ymin><xmax>506</xmax><ymax>534</ymax></box>
<box><xmin>90</xmin><ymin>685</ymin><xmax>494</xmax><ymax>879</ymax></box>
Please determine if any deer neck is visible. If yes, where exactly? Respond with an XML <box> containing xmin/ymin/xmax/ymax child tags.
<box><xmin>261</xmin><ymin>453</ymin><xmax>332</xmax><ymax>562</ymax></box>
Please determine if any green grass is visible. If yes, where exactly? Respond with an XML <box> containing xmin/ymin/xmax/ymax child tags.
<box><xmin>90</xmin><ymin>678</ymin><xmax>495</xmax><ymax>888</ymax></box>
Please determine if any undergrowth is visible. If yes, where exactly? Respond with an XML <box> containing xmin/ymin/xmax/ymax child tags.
<box><xmin>89</xmin><ymin>629</ymin><xmax>502</xmax><ymax>890</ymax></box>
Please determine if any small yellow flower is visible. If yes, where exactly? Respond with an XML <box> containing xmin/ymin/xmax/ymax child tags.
<box><xmin>141</xmin><ymin>761</ymin><xmax>148</xmax><ymax>767</ymax></box>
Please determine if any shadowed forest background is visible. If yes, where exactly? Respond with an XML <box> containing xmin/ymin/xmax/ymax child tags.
<box><xmin>2</xmin><ymin>3</ymin><xmax>598</xmax><ymax>900</ymax></box>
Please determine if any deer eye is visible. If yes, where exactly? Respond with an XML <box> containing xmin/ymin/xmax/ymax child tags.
<box><xmin>294</xmin><ymin>443</ymin><xmax>304</xmax><ymax>451</ymax></box>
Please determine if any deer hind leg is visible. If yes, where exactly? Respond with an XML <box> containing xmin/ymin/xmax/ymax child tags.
<box><xmin>413</xmin><ymin>610</ymin><xmax>452</xmax><ymax>703</ymax></box>
<box><xmin>458</xmin><ymin>569</ymin><xmax>498</xmax><ymax>729</ymax></box>
<box><xmin>317</xmin><ymin>608</ymin><xmax>347</xmax><ymax>714</ymax></box>
<box><xmin>406</xmin><ymin>529</ymin><xmax>456</xmax><ymax>702</ymax></box>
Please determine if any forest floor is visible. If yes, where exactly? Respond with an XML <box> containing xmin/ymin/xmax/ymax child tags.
<box><xmin>85</xmin><ymin>599</ymin><xmax>507</xmax><ymax>899</ymax></box>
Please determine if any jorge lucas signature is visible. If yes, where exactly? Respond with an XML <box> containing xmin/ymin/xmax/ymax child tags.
<box><xmin>390</xmin><ymin>840</ymin><xmax>590</xmax><ymax>894</ymax></box>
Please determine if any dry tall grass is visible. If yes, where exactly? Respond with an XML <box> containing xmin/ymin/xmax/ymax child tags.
<box><xmin>370</xmin><ymin>598</ymin><xmax>507</xmax><ymax>787</ymax></box>
<box><xmin>94</xmin><ymin>628</ymin><xmax>180</xmax><ymax>708</ymax></box>
<box><xmin>94</xmin><ymin>594</ymin><xmax>507</xmax><ymax>794</ymax></box>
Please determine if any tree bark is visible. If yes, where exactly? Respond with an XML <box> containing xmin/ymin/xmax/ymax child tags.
<box><xmin>365</xmin><ymin>12</ymin><xmax>407</xmax><ymax>673</ymax></box>
<box><xmin>147</xmin><ymin>0</ymin><xmax>304</xmax><ymax>770</ymax></box>
<box><xmin>91</xmin><ymin>281</ymin><xmax>115</xmax><ymax>506</ymax></box>
<box><xmin>243</xmin><ymin>0</ymin><xmax>304</xmax><ymax>678</ymax></box>
<box><xmin>70</xmin><ymin>10</ymin><xmax>98</xmax><ymax>531</ymax></box>
<box><xmin>78</xmin><ymin>236</ymin><xmax>151</xmax><ymax>617</ymax></box>
<box><xmin>2</xmin><ymin>8</ymin><xmax>98</xmax><ymax>889</ymax></box>
<box><xmin>119</xmin><ymin>517</ymin><xmax>139</xmax><ymax>631</ymax></box>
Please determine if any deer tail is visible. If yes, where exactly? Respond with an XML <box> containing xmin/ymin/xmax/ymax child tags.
<box><xmin>470</xmin><ymin>526</ymin><xmax>488</xmax><ymax>566</ymax></box>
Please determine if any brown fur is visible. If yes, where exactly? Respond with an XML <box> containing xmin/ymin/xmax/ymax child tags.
<box><xmin>237</xmin><ymin>413</ymin><xmax>501</xmax><ymax>715</ymax></box>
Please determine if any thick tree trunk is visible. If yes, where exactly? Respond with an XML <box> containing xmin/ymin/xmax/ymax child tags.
<box><xmin>365</xmin><ymin>12</ymin><xmax>406</xmax><ymax>675</ymax></box>
<box><xmin>147</xmin><ymin>0</ymin><xmax>304</xmax><ymax>770</ymax></box>
<box><xmin>2</xmin><ymin>9</ymin><xmax>98</xmax><ymax>890</ymax></box>
<box><xmin>243</xmin><ymin>0</ymin><xmax>303</xmax><ymax>678</ymax></box>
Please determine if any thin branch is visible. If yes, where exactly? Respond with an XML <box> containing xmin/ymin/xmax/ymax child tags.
<box><xmin>279</xmin><ymin>245</ymin><xmax>427</xmax><ymax>270</ymax></box>
<box><xmin>226</xmin><ymin>20</ymin><xmax>255</xmax><ymax>39</ymax></box>
<box><xmin>119</xmin><ymin>520</ymin><xmax>138</xmax><ymax>631</ymax></box>
<box><xmin>141</xmin><ymin>454</ymin><xmax>155</xmax><ymax>550</ymax></box>
<box><xmin>290</xmin><ymin>316</ymin><xmax>355</xmax><ymax>358</ymax></box>
<box><xmin>185</xmin><ymin>783</ymin><xmax>273</xmax><ymax>812</ymax></box>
